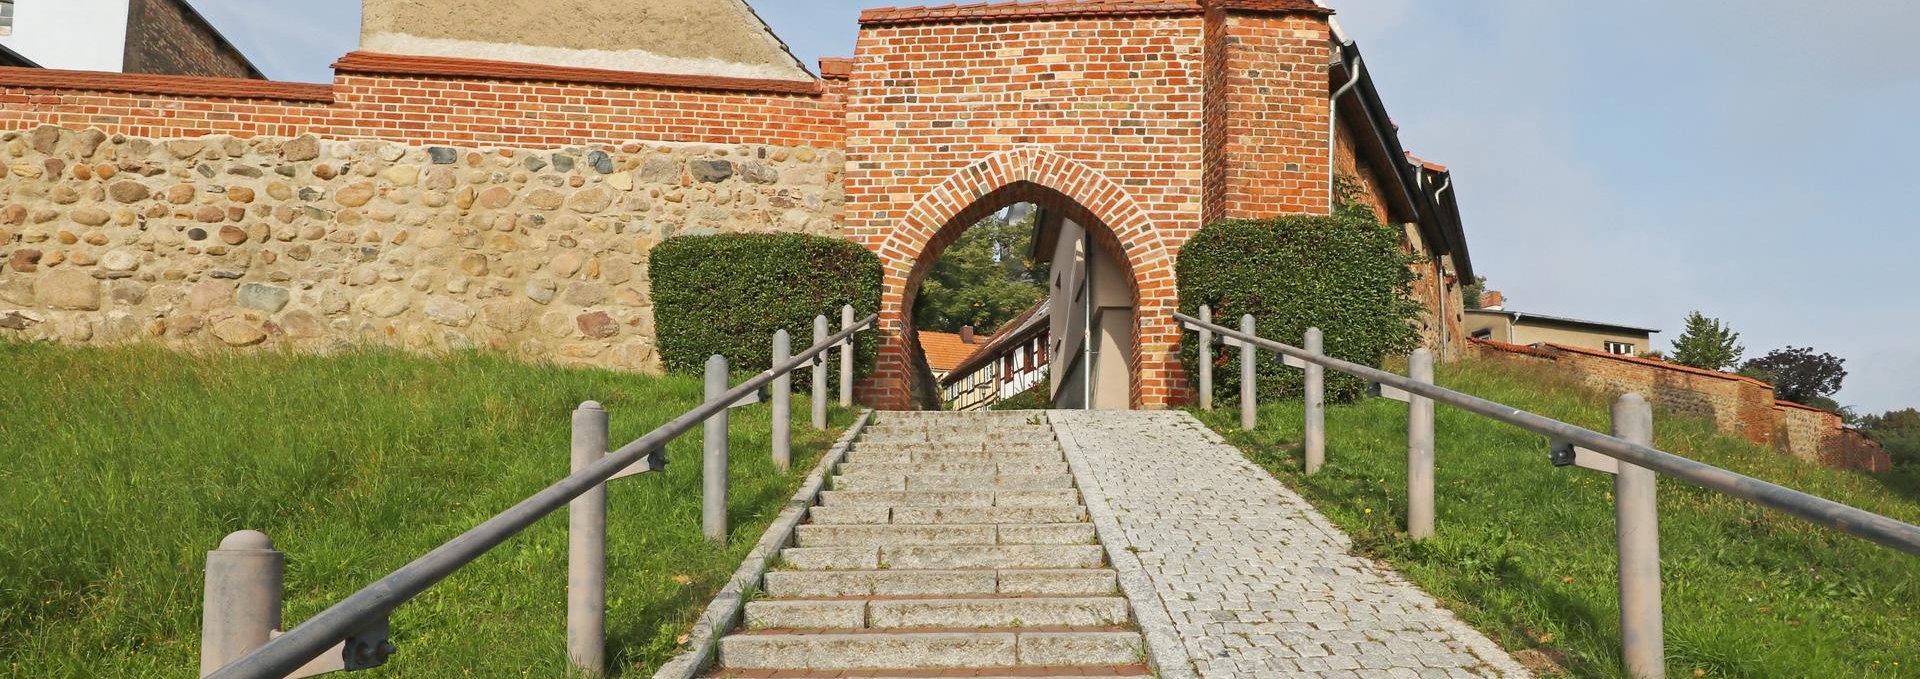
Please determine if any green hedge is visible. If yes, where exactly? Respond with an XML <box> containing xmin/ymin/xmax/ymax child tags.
<box><xmin>651</xmin><ymin>234</ymin><xmax>883</xmax><ymax>381</ymax></box>
<box><xmin>1176</xmin><ymin>213</ymin><xmax>1422</xmax><ymax>404</ymax></box>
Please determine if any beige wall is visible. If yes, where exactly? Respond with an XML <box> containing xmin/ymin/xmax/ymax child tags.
<box><xmin>360</xmin><ymin>0</ymin><xmax>814</xmax><ymax>81</ymax></box>
<box><xmin>1465</xmin><ymin>311</ymin><xmax>1652</xmax><ymax>355</ymax></box>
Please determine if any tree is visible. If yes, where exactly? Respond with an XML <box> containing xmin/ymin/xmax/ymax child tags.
<box><xmin>1462</xmin><ymin>276</ymin><xmax>1490</xmax><ymax>310</ymax></box>
<box><xmin>1669</xmin><ymin>311</ymin><xmax>1744</xmax><ymax>371</ymax></box>
<box><xmin>1861</xmin><ymin>408</ymin><xmax>1920</xmax><ymax>468</ymax></box>
<box><xmin>1741</xmin><ymin>346</ymin><xmax>1846</xmax><ymax>404</ymax></box>
<box><xmin>913</xmin><ymin>207</ymin><xmax>1048</xmax><ymax>334</ymax></box>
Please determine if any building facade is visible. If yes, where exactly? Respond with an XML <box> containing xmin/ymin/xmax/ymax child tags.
<box><xmin>0</xmin><ymin>0</ymin><xmax>1475</xmax><ymax>411</ymax></box>
<box><xmin>1465</xmin><ymin>309</ymin><xmax>1659</xmax><ymax>357</ymax></box>
<box><xmin>941</xmin><ymin>303</ymin><xmax>1051</xmax><ymax>412</ymax></box>
<box><xmin>0</xmin><ymin>0</ymin><xmax>261</xmax><ymax>77</ymax></box>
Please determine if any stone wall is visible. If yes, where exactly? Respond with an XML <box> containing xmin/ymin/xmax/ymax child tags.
<box><xmin>0</xmin><ymin>125</ymin><xmax>843</xmax><ymax>372</ymax></box>
<box><xmin>1471</xmin><ymin>338</ymin><xmax>1891</xmax><ymax>473</ymax></box>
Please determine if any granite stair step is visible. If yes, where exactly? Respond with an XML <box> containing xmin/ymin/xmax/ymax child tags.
<box><xmin>716</xmin><ymin>629</ymin><xmax>1143</xmax><ymax>670</ymax></box>
<box><xmin>763</xmin><ymin>568</ymin><xmax>1118</xmax><ymax>598</ymax></box>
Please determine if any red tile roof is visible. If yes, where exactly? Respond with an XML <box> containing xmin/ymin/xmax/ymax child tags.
<box><xmin>1404</xmin><ymin>151</ymin><xmax>1449</xmax><ymax>173</ymax></box>
<box><xmin>860</xmin><ymin>0</ymin><xmax>1326</xmax><ymax>27</ymax></box>
<box><xmin>330</xmin><ymin>52</ymin><xmax>825</xmax><ymax>96</ymax></box>
<box><xmin>919</xmin><ymin>331</ymin><xmax>978</xmax><ymax>373</ymax></box>
<box><xmin>0</xmin><ymin>66</ymin><xmax>334</xmax><ymax>102</ymax></box>
<box><xmin>946</xmin><ymin>301</ymin><xmax>1051</xmax><ymax>381</ymax></box>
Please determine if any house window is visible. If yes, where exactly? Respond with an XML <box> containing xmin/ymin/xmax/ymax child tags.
<box><xmin>1604</xmin><ymin>341</ymin><xmax>1635</xmax><ymax>356</ymax></box>
<box><xmin>0</xmin><ymin>1</ymin><xmax>13</xmax><ymax>36</ymax></box>
<box><xmin>1471</xmin><ymin>329</ymin><xmax>1492</xmax><ymax>340</ymax></box>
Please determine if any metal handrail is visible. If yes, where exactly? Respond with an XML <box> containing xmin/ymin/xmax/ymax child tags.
<box><xmin>1173</xmin><ymin>311</ymin><xmax>1920</xmax><ymax>557</ymax></box>
<box><xmin>206</xmin><ymin>313</ymin><xmax>879</xmax><ymax>679</ymax></box>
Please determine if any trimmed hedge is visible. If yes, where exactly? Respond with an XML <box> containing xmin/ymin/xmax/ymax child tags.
<box><xmin>651</xmin><ymin>234</ymin><xmax>883</xmax><ymax>382</ymax></box>
<box><xmin>1176</xmin><ymin>213</ymin><xmax>1422</xmax><ymax>404</ymax></box>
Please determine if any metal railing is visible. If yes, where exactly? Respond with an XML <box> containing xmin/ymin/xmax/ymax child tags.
<box><xmin>199</xmin><ymin>307</ymin><xmax>876</xmax><ymax>679</ymax></box>
<box><xmin>1177</xmin><ymin>306</ymin><xmax>1920</xmax><ymax>679</ymax></box>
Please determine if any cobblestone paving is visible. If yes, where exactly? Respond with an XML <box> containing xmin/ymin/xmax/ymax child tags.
<box><xmin>1051</xmin><ymin>410</ymin><xmax>1531</xmax><ymax>679</ymax></box>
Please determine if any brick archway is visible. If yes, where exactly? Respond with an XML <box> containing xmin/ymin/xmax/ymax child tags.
<box><xmin>858</xmin><ymin>147</ymin><xmax>1184</xmax><ymax>410</ymax></box>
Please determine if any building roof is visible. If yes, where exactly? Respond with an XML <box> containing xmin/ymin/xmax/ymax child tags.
<box><xmin>918</xmin><ymin>331</ymin><xmax>977</xmax><ymax>373</ymax></box>
<box><xmin>942</xmin><ymin>300</ymin><xmax>1052</xmax><ymax>384</ymax></box>
<box><xmin>1466</xmin><ymin>308</ymin><xmax>1662</xmax><ymax>335</ymax></box>
<box><xmin>0</xmin><ymin>43</ymin><xmax>39</xmax><ymax>69</ymax></box>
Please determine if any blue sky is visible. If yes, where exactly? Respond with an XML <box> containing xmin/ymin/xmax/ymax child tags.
<box><xmin>190</xmin><ymin>0</ymin><xmax>1920</xmax><ymax>414</ymax></box>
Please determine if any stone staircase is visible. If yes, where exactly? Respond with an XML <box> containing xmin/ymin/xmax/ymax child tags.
<box><xmin>708</xmin><ymin>411</ymin><xmax>1150</xmax><ymax>678</ymax></box>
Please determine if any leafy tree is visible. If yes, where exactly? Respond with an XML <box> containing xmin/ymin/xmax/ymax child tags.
<box><xmin>1669</xmin><ymin>311</ymin><xmax>1744</xmax><ymax>371</ymax></box>
<box><xmin>1861</xmin><ymin>408</ymin><xmax>1920</xmax><ymax>468</ymax></box>
<box><xmin>1462</xmin><ymin>276</ymin><xmax>1490</xmax><ymax>310</ymax></box>
<box><xmin>1741</xmin><ymin>346</ymin><xmax>1847</xmax><ymax>404</ymax></box>
<box><xmin>913</xmin><ymin>207</ymin><xmax>1048</xmax><ymax>334</ymax></box>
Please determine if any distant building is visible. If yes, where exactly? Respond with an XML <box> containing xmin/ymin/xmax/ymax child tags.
<box><xmin>0</xmin><ymin>0</ymin><xmax>262</xmax><ymax>78</ymax></box>
<box><xmin>941</xmin><ymin>302</ymin><xmax>1051</xmax><ymax>411</ymax></box>
<box><xmin>1465</xmin><ymin>309</ymin><xmax>1660</xmax><ymax>357</ymax></box>
<box><xmin>917</xmin><ymin>328</ymin><xmax>980</xmax><ymax>382</ymax></box>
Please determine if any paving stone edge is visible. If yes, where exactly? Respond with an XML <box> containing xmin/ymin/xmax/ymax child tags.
<box><xmin>652</xmin><ymin>408</ymin><xmax>876</xmax><ymax>679</ymax></box>
<box><xmin>1050</xmin><ymin>410</ymin><xmax>1199</xmax><ymax>679</ymax></box>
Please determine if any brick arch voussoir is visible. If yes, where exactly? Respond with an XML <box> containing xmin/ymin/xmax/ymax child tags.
<box><xmin>884</xmin><ymin>147</ymin><xmax>1165</xmax><ymax>289</ymax></box>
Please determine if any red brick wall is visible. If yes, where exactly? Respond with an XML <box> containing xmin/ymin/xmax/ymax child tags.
<box><xmin>1217</xmin><ymin>13</ymin><xmax>1334</xmax><ymax>218</ymax></box>
<box><xmin>843</xmin><ymin>11</ymin><xmax>1218</xmax><ymax>409</ymax></box>
<box><xmin>0</xmin><ymin>54</ymin><xmax>845</xmax><ymax>149</ymax></box>
<box><xmin>1472</xmin><ymin>339</ymin><xmax>1891</xmax><ymax>473</ymax></box>
<box><xmin>122</xmin><ymin>0</ymin><xmax>259</xmax><ymax>79</ymax></box>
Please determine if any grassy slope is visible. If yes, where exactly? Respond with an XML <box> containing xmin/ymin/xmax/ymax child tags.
<box><xmin>0</xmin><ymin>342</ymin><xmax>851</xmax><ymax>678</ymax></box>
<box><xmin>1191</xmin><ymin>357</ymin><xmax>1920</xmax><ymax>678</ymax></box>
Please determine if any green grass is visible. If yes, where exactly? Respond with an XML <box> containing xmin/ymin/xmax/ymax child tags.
<box><xmin>1191</xmin><ymin>357</ymin><xmax>1920</xmax><ymax>678</ymax></box>
<box><xmin>0</xmin><ymin>341</ymin><xmax>854</xmax><ymax>678</ymax></box>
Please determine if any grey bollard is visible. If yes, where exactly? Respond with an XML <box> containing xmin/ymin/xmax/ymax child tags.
<box><xmin>771</xmin><ymin>330</ymin><xmax>792</xmax><ymax>472</ymax></box>
<box><xmin>568</xmin><ymin>401</ymin><xmax>608</xmax><ymax>675</ymax></box>
<box><xmin>1304</xmin><ymin>327</ymin><xmax>1325</xmax><ymax>475</ymax></box>
<box><xmin>840</xmin><ymin>305</ymin><xmax>856</xmax><ymax>407</ymax></box>
<box><xmin>200</xmin><ymin>531</ymin><xmax>283</xmax><ymax>677</ymax></box>
<box><xmin>1240</xmin><ymin>314</ymin><xmax>1256</xmax><ymax>430</ymax></box>
<box><xmin>704</xmin><ymin>355</ymin><xmax>730</xmax><ymax>542</ymax></box>
<box><xmin>1198</xmin><ymin>305</ymin><xmax>1214</xmax><ymax>411</ymax></box>
<box><xmin>1407</xmin><ymin>349</ymin><xmax>1435</xmax><ymax>540</ymax></box>
<box><xmin>1613</xmin><ymin>393</ymin><xmax>1664</xmax><ymax>678</ymax></box>
<box><xmin>812</xmin><ymin>315</ymin><xmax>829</xmax><ymax>430</ymax></box>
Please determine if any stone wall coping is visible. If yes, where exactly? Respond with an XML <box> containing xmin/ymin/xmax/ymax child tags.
<box><xmin>330</xmin><ymin>51</ymin><xmax>827</xmax><ymax>97</ymax></box>
<box><xmin>0</xmin><ymin>65</ymin><xmax>335</xmax><ymax>102</ymax></box>
<box><xmin>1541</xmin><ymin>341</ymin><xmax>1776</xmax><ymax>389</ymax></box>
<box><xmin>650</xmin><ymin>409</ymin><xmax>874</xmax><ymax>679</ymax></box>
<box><xmin>817</xmin><ymin>57</ymin><xmax>853</xmax><ymax>80</ymax></box>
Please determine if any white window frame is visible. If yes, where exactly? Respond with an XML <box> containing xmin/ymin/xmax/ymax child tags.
<box><xmin>0</xmin><ymin>0</ymin><xmax>14</xmax><ymax>36</ymax></box>
<box><xmin>1604</xmin><ymin>341</ymin><xmax>1635</xmax><ymax>356</ymax></box>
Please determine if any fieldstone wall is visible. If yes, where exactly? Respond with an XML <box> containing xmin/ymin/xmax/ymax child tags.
<box><xmin>0</xmin><ymin>125</ymin><xmax>844</xmax><ymax>372</ymax></box>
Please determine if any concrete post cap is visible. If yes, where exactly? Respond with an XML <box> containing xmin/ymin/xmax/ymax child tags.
<box><xmin>218</xmin><ymin>529</ymin><xmax>275</xmax><ymax>551</ymax></box>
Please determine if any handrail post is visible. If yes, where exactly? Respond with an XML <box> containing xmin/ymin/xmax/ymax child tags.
<box><xmin>200</xmin><ymin>531</ymin><xmax>283</xmax><ymax>677</ymax></box>
<box><xmin>568</xmin><ymin>401</ymin><xmax>609</xmax><ymax>675</ymax></box>
<box><xmin>1240</xmin><ymin>314</ymin><xmax>1256</xmax><ymax>429</ymax></box>
<box><xmin>812</xmin><ymin>315</ymin><xmax>829</xmax><ymax>430</ymax></box>
<box><xmin>1407</xmin><ymin>349</ymin><xmax>1435</xmax><ymax>540</ymax></box>
<box><xmin>771</xmin><ymin>330</ymin><xmax>792</xmax><ymax>472</ymax></box>
<box><xmin>1613</xmin><ymin>393</ymin><xmax>1664</xmax><ymax>678</ymax></box>
<box><xmin>703</xmin><ymin>355</ymin><xmax>730</xmax><ymax>542</ymax></box>
<box><xmin>840</xmin><ymin>305</ymin><xmax>856</xmax><ymax>407</ymax></box>
<box><xmin>1304</xmin><ymin>327</ymin><xmax>1325</xmax><ymax>474</ymax></box>
<box><xmin>1197</xmin><ymin>305</ymin><xmax>1213</xmax><ymax>411</ymax></box>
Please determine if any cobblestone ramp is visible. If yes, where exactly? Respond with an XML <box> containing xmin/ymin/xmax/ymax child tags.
<box><xmin>706</xmin><ymin>411</ymin><xmax>1152</xmax><ymax>678</ymax></box>
<box><xmin>1051</xmin><ymin>410</ymin><xmax>1532</xmax><ymax>679</ymax></box>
